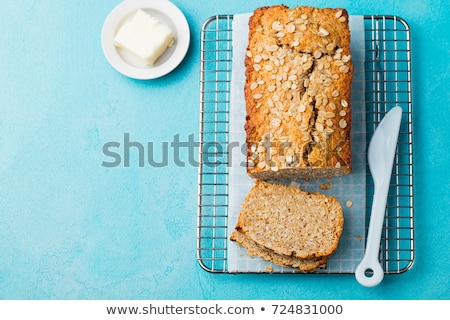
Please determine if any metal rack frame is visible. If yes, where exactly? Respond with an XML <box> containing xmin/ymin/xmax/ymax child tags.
<box><xmin>197</xmin><ymin>15</ymin><xmax>414</xmax><ymax>274</ymax></box>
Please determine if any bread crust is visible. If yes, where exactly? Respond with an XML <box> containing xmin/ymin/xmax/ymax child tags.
<box><xmin>244</xmin><ymin>5</ymin><xmax>353</xmax><ymax>180</ymax></box>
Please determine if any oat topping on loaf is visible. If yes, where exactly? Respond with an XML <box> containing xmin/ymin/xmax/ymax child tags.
<box><xmin>231</xmin><ymin>180</ymin><xmax>344</xmax><ymax>269</ymax></box>
<box><xmin>244</xmin><ymin>5</ymin><xmax>353</xmax><ymax>180</ymax></box>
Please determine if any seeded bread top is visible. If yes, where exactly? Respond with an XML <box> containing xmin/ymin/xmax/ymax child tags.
<box><xmin>234</xmin><ymin>180</ymin><xmax>344</xmax><ymax>259</ymax></box>
<box><xmin>244</xmin><ymin>5</ymin><xmax>353</xmax><ymax>180</ymax></box>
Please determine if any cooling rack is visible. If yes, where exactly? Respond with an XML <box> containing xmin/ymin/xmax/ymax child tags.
<box><xmin>197</xmin><ymin>15</ymin><xmax>414</xmax><ymax>274</ymax></box>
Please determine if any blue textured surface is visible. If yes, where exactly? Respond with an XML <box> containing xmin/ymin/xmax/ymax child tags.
<box><xmin>0</xmin><ymin>0</ymin><xmax>449</xmax><ymax>299</ymax></box>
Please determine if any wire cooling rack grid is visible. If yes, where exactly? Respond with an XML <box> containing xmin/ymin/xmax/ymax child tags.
<box><xmin>197</xmin><ymin>15</ymin><xmax>414</xmax><ymax>274</ymax></box>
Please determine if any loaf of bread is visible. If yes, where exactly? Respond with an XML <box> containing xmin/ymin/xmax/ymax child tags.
<box><xmin>230</xmin><ymin>180</ymin><xmax>344</xmax><ymax>271</ymax></box>
<box><xmin>244</xmin><ymin>5</ymin><xmax>353</xmax><ymax>180</ymax></box>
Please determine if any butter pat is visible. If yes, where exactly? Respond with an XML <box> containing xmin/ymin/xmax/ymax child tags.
<box><xmin>114</xmin><ymin>9</ymin><xmax>174</xmax><ymax>66</ymax></box>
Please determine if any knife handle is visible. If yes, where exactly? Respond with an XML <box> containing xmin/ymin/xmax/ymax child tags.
<box><xmin>355</xmin><ymin>180</ymin><xmax>389</xmax><ymax>287</ymax></box>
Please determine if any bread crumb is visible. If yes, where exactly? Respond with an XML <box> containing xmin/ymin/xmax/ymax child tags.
<box><xmin>357</xmin><ymin>234</ymin><xmax>362</xmax><ymax>241</ymax></box>
<box><xmin>265</xmin><ymin>265</ymin><xmax>273</xmax><ymax>273</ymax></box>
<box><xmin>345</xmin><ymin>200</ymin><xmax>353</xmax><ymax>207</ymax></box>
<box><xmin>289</xmin><ymin>181</ymin><xmax>301</xmax><ymax>188</ymax></box>
<box><xmin>320</xmin><ymin>180</ymin><xmax>333</xmax><ymax>190</ymax></box>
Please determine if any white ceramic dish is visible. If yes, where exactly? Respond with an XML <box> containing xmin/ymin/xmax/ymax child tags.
<box><xmin>101</xmin><ymin>0</ymin><xmax>190</xmax><ymax>80</ymax></box>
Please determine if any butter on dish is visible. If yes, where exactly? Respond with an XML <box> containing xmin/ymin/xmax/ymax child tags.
<box><xmin>114</xmin><ymin>9</ymin><xmax>174</xmax><ymax>66</ymax></box>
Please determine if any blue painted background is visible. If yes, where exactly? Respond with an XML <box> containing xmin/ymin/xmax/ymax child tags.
<box><xmin>0</xmin><ymin>0</ymin><xmax>448</xmax><ymax>299</ymax></box>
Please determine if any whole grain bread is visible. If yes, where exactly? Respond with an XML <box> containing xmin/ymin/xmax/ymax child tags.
<box><xmin>231</xmin><ymin>180</ymin><xmax>344</xmax><ymax>261</ymax></box>
<box><xmin>230</xmin><ymin>230</ymin><xmax>328</xmax><ymax>272</ymax></box>
<box><xmin>244</xmin><ymin>5</ymin><xmax>353</xmax><ymax>180</ymax></box>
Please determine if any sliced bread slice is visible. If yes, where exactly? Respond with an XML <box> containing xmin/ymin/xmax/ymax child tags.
<box><xmin>230</xmin><ymin>230</ymin><xmax>327</xmax><ymax>272</ymax></box>
<box><xmin>232</xmin><ymin>180</ymin><xmax>344</xmax><ymax>260</ymax></box>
